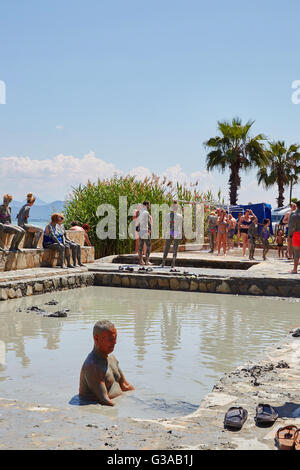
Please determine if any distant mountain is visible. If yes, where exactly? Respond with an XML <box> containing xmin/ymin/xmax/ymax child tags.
<box><xmin>11</xmin><ymin>197</ymin><xmax>48</xmax><ymax>207</ymax></box>
<box><xmin>11</xmin><ymin>200</ymin><xmax>65</xmax><ymax>221</ymax></box>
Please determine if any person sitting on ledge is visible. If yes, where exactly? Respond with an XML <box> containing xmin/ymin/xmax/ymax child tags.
<box><xmin>43</xmin><ymin>213</ymin><xmax>73</xmax><ymax>269</ymax></box>
<box><xmin>82</xmin><ymin>223</ymin><xmax>92</xmax><ymax>247</ymax></box>
<box><xmin>69</xmin><ymin>220</ymin><xmax>84</xmax><ymax>232</ymax></box>
<box><xmin>17</xmin><ymin>193</ymin><xmax>43</xmax><ymax>248</ymax></box>
<box><xmin>56</xmin><ymin>214</ymin><xmax>84</xmax><ymax>267</ymax></box>
<box><xmin>79</xmin><ymin>320</ymin><xmax>134</xmax><ymax>406</ymax></box>
<box><xmin>0</xmin><ymin>194</ymin><xmax>25</xmax><ymax>253</ymax></box>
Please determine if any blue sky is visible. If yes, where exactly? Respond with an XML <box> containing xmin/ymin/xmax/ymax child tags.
<box><xmin>1</xmin><ymin>0</ymin><xmax>300</xmax><ymax>204</ymax></box>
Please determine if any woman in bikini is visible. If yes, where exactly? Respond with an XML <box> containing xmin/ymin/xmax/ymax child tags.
<box><xmin>236</xmin><ymin>213</ymin><xmax>242</xmax><ymax>248</ymax></box>
<box><xmin>217</xmin><ymin>209</ymin><xmax>229</xmax><ymax>256</ymax></box>
<box><xmin>239</xmin><ymin>210</ymin><xmax>253</xmax><ymax>257</ymax></box>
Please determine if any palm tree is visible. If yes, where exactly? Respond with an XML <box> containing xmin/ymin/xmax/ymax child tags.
<box><xmin>204</xmin><ymin>117</ymin><xmax>267</xmax><ymax>205</ymax></box>
<box><xmin>286</xmin><ymin>146</ymin><xmax>300</xmax><ymax>203</ymax></box>
<box><xmin>257</xmin><ymin>141</ymin><xmax>300</xmax><ymax>208</ymax></box>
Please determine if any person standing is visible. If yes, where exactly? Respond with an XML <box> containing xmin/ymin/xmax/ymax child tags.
<box><xmin>0</xmin><ymin>194</ymin><xmax>25</xmax><ymax>252</ymax></box>
<box><xmin>17</xmin><ymin>193</ymin><xmax>43</xmax><ymax>248</ymax></box>
<box><xmin>207</xmin><ymin>210</ymin><xmax>218</xmax><ymax>253</ymax></box>
<box><xmin>137</xmin><ymin>201</ymin><xmax>152</xmax><ymax>265</ymax></box>
<box><xmin>275</xmin><ymin>229</ymin><xmax>286</xmax><ymax>258</ymax></box>
<box><xmin>288</xmin><ymin>200</ymin><xmax>300</xmax><ymax>274</ymax></box>
<box><xmin>216</xmin><ymin>209</ymin><xmax>229</xmax><ymax>256</ymax></box>
<box><xmin>161</xmin><ymin>201</ymin><xmax>183</xmax><ymax>268</ymax></box>
<box><xmin>283</xmin><ymin>203</ymin><xmax>297</xmax><ymax>259</ymax></box>
<box><xmin>239</xmin><ymin>210</ymin><xmax>253</xmax><ymax>257</ymax></box>
<box><xmin>227</xmin><ymin>214</ymin><xmax>236</xmax><ymax>251</ymax></box>
<box><xmin>236</xmin><ymin>213</ymin><xmax>243</xmax><ymax>248</ymax></box>
<box><xmin>261</xmin><ymin>218</ymin><xmax>271</xmax><ymax>261</ymax></box>
<box><xmin>248</xmin><ymin>215</ymin><xmax>258</xmax><ymax>260</ymax></box>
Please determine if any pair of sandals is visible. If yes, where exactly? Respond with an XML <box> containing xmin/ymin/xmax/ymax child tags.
<box><xmin>224</xmin><ymin>404</ymin><xmax>278</xmax><ymax>430</ymax></box>
<box><xmin>276</xmin><ymin>425</ymin><xmax>300</xmax><ymax>450</ymax></box>
<box><xmin>138</xmin><ymin>266</ymin><xmax>153</xmax><ymax>272</ymax></box>
<box><xmin>118</xmin><ymin>265</ymin><xmax>134</xmax><ymax>272</ymax></box>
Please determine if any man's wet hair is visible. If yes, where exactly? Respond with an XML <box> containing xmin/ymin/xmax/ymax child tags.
<box><xmin>93</xmin><ymin>320</ymin><xmax>115</xmax><ymax>337</ymax></box>
<box><xmin>71</xmin><ymin>220</ymin><xmax>80</xmax><ymax>226</ymax></box>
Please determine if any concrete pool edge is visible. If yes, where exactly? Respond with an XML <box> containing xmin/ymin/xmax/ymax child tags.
<box><xmin>1</xmin><ymin>266</ymin><xmax>300</xmax><ymax>301</ymax></box>
<box><xmin>0</xmin><ymin>329</ymin><xmax>299</xmax><ymax>450</ymax></box>
<box><xmin>91</xmin><ymin>270</ymin><xmax>300</xmax><ymax>298</ymax></box>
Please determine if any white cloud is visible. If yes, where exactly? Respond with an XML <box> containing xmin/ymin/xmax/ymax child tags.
<box><xmin>56</xmin><ymin>125</ymin><xmax>64</xmax><ymax>130</ymax></box>
<box><xmin>0</xmin><ymin>152</ymin><xmax>299</xmax><ymax>206</ymax></box>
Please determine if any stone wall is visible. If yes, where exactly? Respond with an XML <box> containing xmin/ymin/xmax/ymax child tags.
<box><xmin>93</xmin><ymin>271</ymin><xmax>300</xmax><ymax>298</ymax></box>
<box><xmin>0</xmin><ymin>272</ymin><xmax>94</xmax><ymax>301</ymax></box>
<box><xmin>0</xmin><ymin>247</ymin><xmax>94</xmax><ymax>271</ymax></box>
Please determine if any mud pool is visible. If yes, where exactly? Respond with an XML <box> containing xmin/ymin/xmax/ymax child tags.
<box><xmin>0</xmin><ymin>286</ymin><xmax>299</xmax><ymax>419</ymax></box>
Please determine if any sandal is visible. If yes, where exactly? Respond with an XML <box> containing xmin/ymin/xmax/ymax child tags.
<box><xmin>146</xmin><ymin>267</ymin><xmax>153</xmax><ymax>272</ymax></box>
<box><xmin>255</xmin><ymin>403</ymin><xmax>278</xmax><ymax>425</ymax></box>
<box><xmin>124</xmin><ymin>266</ymin><xmax>134</xmax><ymax>272</ymax></box>
<box><xmin>295</xmin><ymin>429</ymin><xmax>300</xmax><ymax>451</ymax></box>
<box><xmin>118</xmin><ymin>266</ymin><xmax>124</xmax><ymax>271</ymax></box>
<box><xmin>275</xmin><ymin>425</ymin><xmax>298</xmax><ymax>450</ymax></box>
<box><xmin>224</xmin><ymin>407</ymin><xmax>248</xmax><ymax>430</ymax></box>
<box><xmin>138</xmin><ymin>267</ymin><xmax>146</xmax><ymax>272</ymax></box>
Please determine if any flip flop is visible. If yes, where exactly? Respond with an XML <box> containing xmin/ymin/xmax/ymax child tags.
<box><xmin>124</xmin><ymin>266</ymin><xmax>134</xmax><ymax>272</ymax></box>
<box><xmin>170</xmin><ymin>268</ymin><xmax>180</xmax><ymax>272</ymax></box>
<box><xmin>295</xmin><ymin>429</ymin><xmax>300</xmax><ymax>451</ymax></box>
<box><xmin>224</xmin><ymin>407</ymin><xmax>248</xmax><ymax>430</ymax></box>
<box><xmin>146</xmin><ymin>267</ymin><xmax>153</xmax><ymax>272</ymax></box>
<box><xmin>118</xmin><ymin>266</ymin><xmax>124</xmax><ymax>271</ymax></box>
<box><xmin>255</xmin><ymin>404</ymin><xmax>278</xmax><ymax>425</ymax></box>
<box><xmin>275</xmin><ymin>425</ymin><xmax>298</xmax><ymax>450</ymax></box>
<box><xmin>138</xmin><ymin>267</ymin><xmax>146</xmax><ymax>272</ymax></box>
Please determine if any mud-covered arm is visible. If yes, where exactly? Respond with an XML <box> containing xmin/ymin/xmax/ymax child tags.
<box><xmin>84</xmin><ymin>364</ymin><xmax>114</xmax><ymax>406</ymax></box>
<box><xmin>288</xmin><ymin>215</ymin><xmax>296</xmax><ymax>237</ymax></box>
<box><xmin>61</xmin><ymin>225</ymin><xmax>71</xmax><ymax>243</ymax></box>
<box><xmin>117</xmin><ymin>362</ymin><xmax>135</xmax><ymax>392</ymax></box>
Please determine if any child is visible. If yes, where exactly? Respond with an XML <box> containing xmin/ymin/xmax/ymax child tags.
<box><xmin>261</xmin><ymin>218</ymin><xmax>271</xmax><ymax>261</ymax></box>
<box><xmin>276</xmin><ymin>229</ymin><xmax>285</xmax><ymax>258</ymax></box>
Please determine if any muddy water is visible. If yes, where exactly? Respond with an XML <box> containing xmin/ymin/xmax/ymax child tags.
<box><xmin>0</xmin><ymin>286</ymin><xmax>299</xmax><ymax>419</ymax></box>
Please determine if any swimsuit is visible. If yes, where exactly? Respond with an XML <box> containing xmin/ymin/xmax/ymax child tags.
<box><xmin>240</xmin><ymin>219</ymin><xmax>252</xmax><ymax>234</ymax></box>
<box><xmin>292</xmin><ymin>231</ymin><xmax>300</xmax><ymax>247</ymax></box>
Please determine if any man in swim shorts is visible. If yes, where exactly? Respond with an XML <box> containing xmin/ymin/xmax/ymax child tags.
<box><xmin>288</xmin><ymin>200</ymin><xmax>300</xmax><ymax>274</ymax></box>
<box><xmin>79</xmin><ymin>320</ymin><xmax>134</xmax><ymax>406</ymax></box>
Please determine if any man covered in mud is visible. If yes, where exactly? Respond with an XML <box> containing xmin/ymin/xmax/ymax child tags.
<box><xmin>79</xmin><ymin>320</ymin><xmax>134</xmax><ymax>406</ymax></box>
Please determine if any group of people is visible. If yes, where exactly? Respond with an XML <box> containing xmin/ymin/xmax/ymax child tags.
<box><xmin>207</xmin><ymin>201</ymin><xmax>300</xmax><ymax>272</ymax></box>
<box><xmin>207</xmin><ymin>208</ymin><xmax>272</xmax><ymax>259</ymax></box>
<box><xmin>0</xmin><ymin>193</ymin><xmax>92</xmax><ymax>269</ymax></box>
<box><xmin>133</xmin><ymin>200</ymin><xmax>183</xmax><ymax>269</ymax></box>
<box><xmin>0</xmin><ymin>193</ymin><xmax>43</xmax><ymax>252</ymax></box>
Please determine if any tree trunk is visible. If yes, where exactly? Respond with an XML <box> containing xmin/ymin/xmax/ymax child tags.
<box><xmin>277</xmin><ymin>177</ymin><xmax>285</xmax><ymax>208</ymax></box>
<box><xmin>289</xmin><ymin>179</ymin><xmax>293</xmax><ymax>204</ymax></box>
<box><xmin>229</xmin><ymin>160</ymin><xmax>241</xmax><ymax>205</ymax></box>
